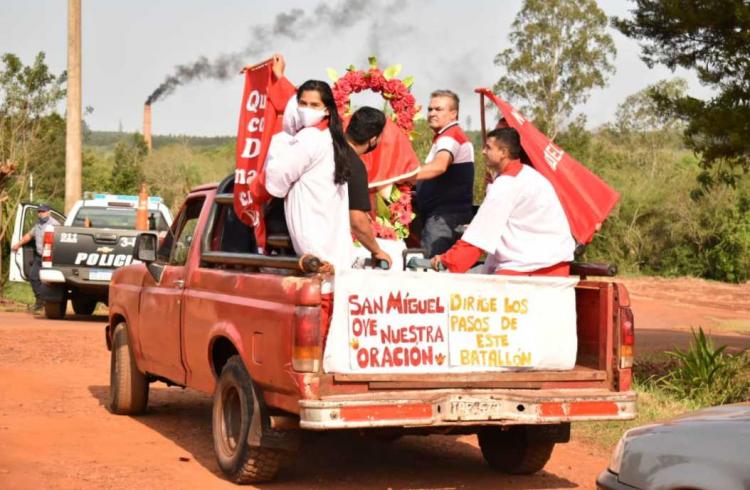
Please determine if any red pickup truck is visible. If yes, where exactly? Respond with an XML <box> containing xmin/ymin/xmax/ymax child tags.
<box><xmin>106</xmin><ymin>176</ymin><xmax>636</xmax><ymax>484</ymax></box>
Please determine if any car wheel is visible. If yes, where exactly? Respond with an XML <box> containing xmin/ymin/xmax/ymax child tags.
<box><xmin>72</xmin><ymin>296</ymin><xmax>97</xmax><ymax>315</ymax></box>
<box><xmin>107</xmin><ymin>322</ymin><xmax>149</xmax><ymax>414</ymax></box>
<box><xmin>44</xmin><ymin>299</ymin><xmax>67</xmax><ymax>319</ymax></box>
<box><xmin>477</xmin><ymin>426</ymin><xmax>555</xmax><ymax>474</ymax></box>
<box><xmin>212</xmin><ymin>355</ymin><xmax>284</xmax><ymax>483</ymax></box>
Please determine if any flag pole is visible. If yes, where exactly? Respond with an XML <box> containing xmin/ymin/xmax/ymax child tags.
<box><xmin>240</xmin><ymin>58</ymin><xmax>273</xmax><ymax>74</ymax></box>
<box><xmin>479</xmin><ymin>92</ymin><xmax>487</xmax><ymax>147</ymax></box>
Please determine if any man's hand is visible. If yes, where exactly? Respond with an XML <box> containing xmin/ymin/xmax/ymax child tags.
<box><xmin>416</xmin><ymin>151</ymin><xmax>452</xmax><ymax>180</ymax></box>
<box><xmin>10</xmin><ymin>242</ymin><xmax>20</xmax><ymax>252</ymax></box>
<box><xmin>430</xmin><ymin>255</ymin><xmax>443</xmax><ymax>271</ymax></box>
<box><xmin>371</xmin><ymin>249</ymin><xmax>393</xmax><ymax>269</ymax></box>
<box><xmin>272</xmin><ymin>53</ymin><xmax>286</xmax><ymax>79</ymax></box>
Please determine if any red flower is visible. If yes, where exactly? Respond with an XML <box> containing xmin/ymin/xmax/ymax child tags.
<box><xmin>333</xmin><ymin>63</ymin><xmax>416</xmax><ymax>137</ymax></box>
<box><xmin>383</xmin><ymin>79</ymin><xmax>401</xmax><ymax>95</ymax></box>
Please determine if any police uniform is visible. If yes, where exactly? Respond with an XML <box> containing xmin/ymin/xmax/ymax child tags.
<box><xmin>29</xmin><ymin>211</ymin><xmax>60</xmax><ymax>307</ymax></box>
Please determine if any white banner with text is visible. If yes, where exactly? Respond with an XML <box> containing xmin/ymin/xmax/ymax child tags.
<box><xmin>323</xmin><ymin>270</ymin><xmax>579</xmax><ymax>374</ymax></box>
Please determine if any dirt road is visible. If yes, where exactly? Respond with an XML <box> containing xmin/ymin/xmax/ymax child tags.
<box><xmin>1</xmin><ymin>276</ymin><xmax>748</xmax><ymax>489</ymax></box>
<box><xmin>0</xmin><ymin>311</ymin><xmax>606</xmax><ymax>489</ymax></box>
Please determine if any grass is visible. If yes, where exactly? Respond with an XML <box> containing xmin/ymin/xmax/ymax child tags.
<box><xmin>574</xmin><ymin>381</ymin><xmax>698</xmax><ymax>453</ymax></box>
<box><xmin>576</xmin><ymin>332</ymin><xmax>750</xmax><ymax>453</ymax></box>
<box><xmin>1</xmin><ymin>281</ymin><xmax>35</xmax><ymax>310</ymax></box>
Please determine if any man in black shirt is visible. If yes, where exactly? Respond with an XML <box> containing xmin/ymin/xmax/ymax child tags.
<box><xmin>345</xmin><ymin>107</ymin><xmax>392</xmax><ymax>268</ymax></box>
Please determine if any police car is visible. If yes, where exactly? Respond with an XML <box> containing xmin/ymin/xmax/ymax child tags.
<box><xmin>10</xmin><ymin>193</ymin><xmax>173</xmax><ymax>319</ymax></box>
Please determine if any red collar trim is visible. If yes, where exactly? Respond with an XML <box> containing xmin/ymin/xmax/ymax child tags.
<box><xmin>313</xmin><ymin>119</ymin><xmax>330</xmax><ymax>131</ymax></box>
<box><xmin>432</xmin><ymin>121</ymin><xmax>459</xmax><ymax>142</ymax></box>
<box><xmin>500</xmin><ymin>159</ymin><xmax>523</xmax><ymax>177</ymax></box>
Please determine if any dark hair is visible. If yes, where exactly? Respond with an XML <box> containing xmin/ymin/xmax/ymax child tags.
<box><xmin>346</xmin><ymin>107</ymin><xmax>386</xmax><ymax>144</ymax></box>
<box><xmin>487</xmin><ymin>127</ymin><xmax>521</xmax><ymax>159</ymax></box>
<box><xmin>297</xmin><ymin>80</ymin><xmax>351</xmax><ymax>185</ymax></box>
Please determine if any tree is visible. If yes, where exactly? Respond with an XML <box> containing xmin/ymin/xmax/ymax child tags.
<box><xmin>612</xmin><ymin>78</ymin><xmax>688</xmax><ymax>177</ymax></box>
<box><xmin>0</xmin><ymin>52</ymin><xmax>66</xmax><ymax>283</ymax></box>
<box><xmin>614</xmin><ymin>0</ymin><xmax>750</xmax><ymax>181</ymax></box>
<box><xmin>494</xmin><ymin>0</ymin><xmax>616</xmax><ymax>139</ymax></box>
<box><xmin>110</xmin><ymin>133</ymin><xmax>147</xmax><ymax>195</ymax></box>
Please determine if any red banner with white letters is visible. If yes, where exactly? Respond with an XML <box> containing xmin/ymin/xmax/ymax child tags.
<box><xmin>476</xmin><ymin>88</ymin><xmax>620</xmax><ymax>245</ymax></box>
<box><xmin>234</xmin><ymin>60</ymin><xmax>275</xmax><ymax>250</ymax></box>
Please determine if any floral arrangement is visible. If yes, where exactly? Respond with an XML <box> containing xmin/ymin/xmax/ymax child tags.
<box><xmin>372</xmin><ymin>184</ymin><xmax>415</xmax><ymax>241</ymax></box>
<box><xmin>329</xmin><ymin>57</ymin><xmax>420</xmax><ymax>135</ymax></box>
<box><xmin>329</xmin><ymin>57</ymin><xmax>420</xmax><ymax>241</ymax></box>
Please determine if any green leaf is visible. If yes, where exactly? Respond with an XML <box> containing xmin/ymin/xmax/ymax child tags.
<box><xmin>383</xmin><ymin>64</ymin><xmax>402</xmax><ymax>80</ymax></box>
<box><xmin>402</xmin><ymin>75</ymin><xmax>414</xmax><ymax>88</ymax></box>
<box><xmin>390</xmin><ymin>186</ymin><xmax>401</xmax><ymax>201</ymax></box>
<box><xmin>326</xmin><ymin>68</ymin><xmax>339</xmax><ymax>83</ymax></box>
<box><xmin>368</xmin><ymin>56</ymin><xmax>378</xmax><ymax>69</ymax></box>
<box><xmin>347</xmin><ymin>64</ymin><xmax>356</xmax><ymax>72</ymax></box>
<box><xmin>413</xmin><ymin>112</ymin><xmax>425</xmax><ymax>121</ymax></box>
<box><xmin>376</xmin><ymin>193</ymin><xmax>391</xmax><ymax>219</ymax></box>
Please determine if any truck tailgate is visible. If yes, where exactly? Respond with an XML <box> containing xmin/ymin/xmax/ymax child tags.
<box><xmin>52</xmin><ymin>227</ymin><xmax>139</xmax><ymax>273</ymax></box>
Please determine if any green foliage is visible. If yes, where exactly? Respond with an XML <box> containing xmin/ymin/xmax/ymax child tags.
<box><xmin>614</xmin><ymin>0</ymin><xmax>750</xmax><ymax>178</ymax></box>
<box><xmin>84</xmin><ymin>131</ymin><xmax>234</xmax><ymax>150</ymax></box>
<box><xmin>569</xmin><ymin>79</ymin><xmax>750</xmax><ymax>283</ymax></box>
<box><xmin>141</xmin><ymin>142</ymin><xmax>233</xmax><ymax>210</ymax></box>
<box><xmin>110</xmin><ymin>133</ymin><xmax>147</xmax><ymax>195</ymax></box>
<box><xmin>658</xmin><ymin>328</ymin><xmax>750</xmax><ymax>406</ymax></box>
<box><xmin>82</xmin><ymin>147</ymin><xmax>113</xmax><ymax>193</ymax></box>
<box><xmin>494</xmin><ymin>0</ymin><xmax>616</xmax><ymax>138</ymax></box>
<box><xmin>0</xmin><ymin>51</ymin><xmax>66</xmax><ymax>284</ymax></box>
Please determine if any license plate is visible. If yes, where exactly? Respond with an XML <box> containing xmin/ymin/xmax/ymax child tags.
<box><xmin>89</xmin><ymin>270</ymin><xmax>112</xmax><ymax>281</ymax></box>
<box><xmin>443</xmin><ymin>397</ymin><xmax>507</xmax><ymax>421</ymax></box>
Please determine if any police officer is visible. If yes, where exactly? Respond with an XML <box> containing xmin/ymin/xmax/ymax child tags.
<box><xmin>11</xmin><ymin>204</ymin><xmax>61</xmax><ymax>312</ymax></box>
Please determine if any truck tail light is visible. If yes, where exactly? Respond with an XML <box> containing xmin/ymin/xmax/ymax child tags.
<box><xmin>42</xmin><ymin>225</ymin><xmax>54</xmax><ymax>268</ymax></box>
<box><xmin>619</xmin><ymin>306</ymin><xmax>635</xmax><ymax>370</ymax></box>
<box><xmin>292</xmin><ymin>306</ymin><xmax>321</xmax><ymax>372</ymax></box>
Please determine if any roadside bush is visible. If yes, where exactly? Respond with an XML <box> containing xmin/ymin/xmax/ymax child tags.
<box><xmin>658</xmin><ymin>328</ymin><xmax>750</xmax><ymax>406</ymax></box>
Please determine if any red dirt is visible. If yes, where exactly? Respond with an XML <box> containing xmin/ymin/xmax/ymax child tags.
<box><xmin>619</xmin><ymin>277</ymin><xmax>750</xmax><ymax>355</ymax></box>
<box><xmin>1</xmin><ymin>275</ymin><xmax>748</xmax><ymax>489</ymax></box>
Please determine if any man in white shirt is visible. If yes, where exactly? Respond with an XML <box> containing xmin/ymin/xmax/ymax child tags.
<box><xmin>431</xmin><ymin>128</ymin><xmax>575</xmax><ymax>276</ymax></box>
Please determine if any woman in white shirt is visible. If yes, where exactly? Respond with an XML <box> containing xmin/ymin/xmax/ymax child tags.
<box><xmin>264</xmin><ymin>79</ymin><xmax>356</xmax><ymax>272</ymax></box>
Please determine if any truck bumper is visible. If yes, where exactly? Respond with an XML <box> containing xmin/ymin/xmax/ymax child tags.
<box><xmin>39</xmin><ymin>269</ymin><xmax>66</xmax><ymax>283</ymax></box>
<box><xmin>299</xmin><ymin>388</ymin><xmax>636</xmax><ymax>430</ymax></box>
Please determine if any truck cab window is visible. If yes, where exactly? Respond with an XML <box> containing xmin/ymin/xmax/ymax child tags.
<box><xmin>158</xmin><ymin>197</ymin><xmax>205</xmax><ymax>266</ymax></box>
<box><xmin>208</xmin><ymin>204</ymin><xmax>256</xmax><ymax>254</ymax></box>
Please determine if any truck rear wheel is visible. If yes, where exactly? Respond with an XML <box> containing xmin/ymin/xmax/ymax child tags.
<box><xmin>44</xmin><ymin>299</ymin><xmax>67</xmax><ymax>320</ymax></box>
<box><xmin>477</xmin><ymin>426</ymin><xmax>555</xmax><ymax>474</ymax></box>
<box><xmin>212</xmin><ymin>355</ymin><xmax>284</xmax><ymax>483</ymax></box>
<box><xmin>108</xmin><ymin>322</ymin><xmax>149</xmax><ymax>415</ymax></box>
<box><xmin>72</xmin><ymin>296</ymin><xmax>97</xmax><ymax>315</ymax></box>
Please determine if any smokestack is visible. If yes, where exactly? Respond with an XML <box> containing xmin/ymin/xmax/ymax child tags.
<box><xmin>143</xmin><ymin>103</ymin><xmax>152</xmax><ymax>152</ymax></box>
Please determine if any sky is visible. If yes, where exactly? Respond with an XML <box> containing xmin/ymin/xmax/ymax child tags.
<box><xmin>1</xmin><ymin>0</ymin><xmax>715</xmax><ymax>137</ymax></box>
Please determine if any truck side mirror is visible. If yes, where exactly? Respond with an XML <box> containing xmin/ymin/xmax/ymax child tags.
<box><xmin>134</xmin><ymin>232</ymin><xmax>158</xmax><ymax>264</ymax></box>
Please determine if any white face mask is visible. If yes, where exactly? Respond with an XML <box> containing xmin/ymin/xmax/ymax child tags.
<box><xmin>297</xmin><ymin>106</ymin><xmax>327</xmax><ymax>128</ymax></box>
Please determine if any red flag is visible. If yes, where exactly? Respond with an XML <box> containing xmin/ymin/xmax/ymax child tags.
<box><xmin>357</xmin><ymin>118</ymin><xmax>420</xmax><ymax>187</ymax></box>
<box><xmin>234</xmin><ymin>61</ymin><xmax>294</xmax><ymax>251</ymax></box>
<box><xmin>476</xmin><ymin>88</ymin><xmax>620</xmax><ymax>244</ymax></box>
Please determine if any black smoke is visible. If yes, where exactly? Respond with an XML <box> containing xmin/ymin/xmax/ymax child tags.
<box><xmin>146</xmin><ymin>0</ymin><xmax>404</xmax><ymax>104</ymax></box>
